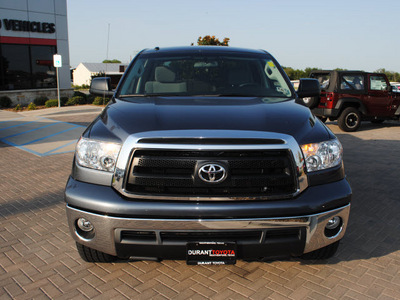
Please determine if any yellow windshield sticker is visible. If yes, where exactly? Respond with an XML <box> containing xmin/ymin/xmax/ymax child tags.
<box><xmin>267</xmin><ymin>61</ymin><xmax>275</xmax><ymax>68</ymax></box>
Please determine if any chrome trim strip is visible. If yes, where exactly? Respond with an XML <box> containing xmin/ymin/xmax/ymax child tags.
<box><xmin>303</xmin><ymin>204</ymin><xmax>350</xmax><ymax>253</ymax></box>
<box><xmin>111</xmin><ymin>130</ymin><xmax>308</xmax><ymax>201</ymax></box>
<box><xmin>66</xmin><ymin>204</ymin><xmax>350</xmax><ymax>256</ymax></box>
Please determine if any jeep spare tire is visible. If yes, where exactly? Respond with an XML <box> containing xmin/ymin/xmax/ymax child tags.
<box><xmin>338</xmin><ymin>107</ymin><xmax>361</xmax><ymax>132</ymax></box>
<box><xmin>301</xmin><ymin>96</ymin><xmax>319</xmax><ymax>108</ymax></box>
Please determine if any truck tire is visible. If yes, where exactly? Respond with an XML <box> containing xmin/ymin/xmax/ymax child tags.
<box><xmin>76</xmin><ymin>242</ymin><xmax>117</xmax><ymax>263</ymax></box>
<box><xmin>338</xmin><ymin>107</ymin><xmax>361</xmax><ymax>132</ymax></box>
<box><xmin>301</xmin><ymin>241</ymin><xmax>340</xmax><ymax>260</ymax></box>
<box><xmin>301</xmin><ymin>96</ymin><xmax>319</xmax><ymax>108</ymax></box>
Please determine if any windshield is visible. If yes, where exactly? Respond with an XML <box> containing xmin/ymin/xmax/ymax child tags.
<box><xmin>118</xmin><ymin>54</ymin><xmax>293</xmax><ymax>98</ymax></box>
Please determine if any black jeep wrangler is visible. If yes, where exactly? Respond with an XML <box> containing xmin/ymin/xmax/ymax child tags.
<box><xmin>303</xmin><ymin>70</ymin><xmax>400</xmax><ymax>131</ymax></box>
<box><xmin>65</xmin><ymin>47</ymin><xmax>351</xmax><ymax>264</ymax></box>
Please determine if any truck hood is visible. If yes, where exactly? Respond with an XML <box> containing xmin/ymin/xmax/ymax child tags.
<box><xmin>86</xmin><ymin>97</ymin><xmax>333</xmax><ymax>144</ymax></box>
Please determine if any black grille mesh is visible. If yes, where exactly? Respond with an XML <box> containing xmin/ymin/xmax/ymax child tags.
<box><xmin>125</xmin><ymin>149</ymin><xmax>296</xmax><ymax>197</ymax></box>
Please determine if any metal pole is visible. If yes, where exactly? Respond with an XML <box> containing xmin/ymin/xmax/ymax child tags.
<box><xmin>56</xmin><ymin>66</ymin><xmax>60</xmax><ymax>107</ymax></box>
<box><xmin>105</xmin><ymin>23</ymin><xmax>110</xmax><ymax>104</ymax></box>
<box><xmin>106</xmin><ymin>23</ymin><xmax>110</xmax><ymax>60</ymax></box>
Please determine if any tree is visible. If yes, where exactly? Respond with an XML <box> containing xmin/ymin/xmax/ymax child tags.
<box><xmin>91</xmin><ymin>72</ymin><xmax>106</xmax><ymax>80</ymax></box>
<box><xmin>283</xmin><ymin>66</ymin><xmax>400</xmax><ymax>81</ymax></box>
<box><xmin>375</xmin><ymin>68</ymin><xmax>400</xmax><ymax>82</ymax></box>
<box><xmin>283</xmin><ymin>67</ymin><xmax>321</xmax><ymax>80</ymax></box>
<box><xmin>102</xmin><ymin>59</ymin><xmax>121</xmax><ymax>63</ymax></box>
<box><xmin>196</xmin><ymin>35</ymin><xmax>230</xmax><ymax>46</ymax></box>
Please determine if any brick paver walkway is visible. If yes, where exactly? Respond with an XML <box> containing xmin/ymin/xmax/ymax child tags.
<box><xmin>0</xmin><ymin>112</ymin><xmax>399</xmax><ymax>299</ymax></box>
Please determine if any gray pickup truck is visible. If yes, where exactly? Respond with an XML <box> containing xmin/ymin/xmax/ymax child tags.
<box><xmin>65</xmin><ymin>46</ymin><xmax>351</xmax><ymax>264</ymax></box>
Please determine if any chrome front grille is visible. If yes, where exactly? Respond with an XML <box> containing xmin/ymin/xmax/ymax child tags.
<box><xmin>111</xmin><ymin>130</ymin><xmax>308</xmax><ymax>201</ymax></box>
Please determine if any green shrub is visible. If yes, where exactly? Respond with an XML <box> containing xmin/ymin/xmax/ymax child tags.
<box><xmin>76</xmin><ymin>96</ymin><xmax>87</xmax><ymax>105</ymax></box>
<box><xmin>33</xmin><ymin>96</ymin><xmax>48</xmax><ymax>106</ymax></box>
<box><xmin>60</xmin><ymin>96</ymin><xmax>69</xmax><ymax>106</ymax></box>
<box><xmin>0</xmin><ymin>96</ymin><xmax>12</xmax><ymax>108</ymax></box>
<box><xmin>72</xmin><ymin>84</ymin><xmax>90</xmax><ymax>90</ymax></box>
<box><xmin>14</xmin><ymin>104</ymin><xmax>22</xmax><ymax>111</ymax></box>
<box><xmin>87</xmin><ymin>94</ymin><xmax>95</xmax><ymax>104</ymax></box>
<box><xmin>92</xmin><ymin>96</ymin><xmax>104</xmax><ymax>105</ymax></box>
<box><xmin>66</xmin><ymin>96</ymin><xmax>86</xmax><ymax>106</ymax></box>
<box><xmin>92</xmin><ymin>96</ymin><xmax>111</xmax><ymax>105</ymax></box>
<box><xmin>65</xmin><ymin>98</ymin><xmax>76</xmax><ymax>106</ymax></box>
<box><xmin>45</xmin><ymin>99</ymin><xmax>59</xmax><ymax>108</ymax></box>
<box><xmin>73</xmin><ymin>91</ymin><xmax>87</xmax><ymax>103</ymax></box>
<box><xmin>27</xmin><ymin>102</ymin><xmax>37</xmax><ymax>110</ymax></box>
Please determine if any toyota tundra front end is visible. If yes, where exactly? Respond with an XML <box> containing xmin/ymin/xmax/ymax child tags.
<box><xmin>65</xmin><ymin>46</ymin><xmax>351</xmax><ymax>264</ymax></box>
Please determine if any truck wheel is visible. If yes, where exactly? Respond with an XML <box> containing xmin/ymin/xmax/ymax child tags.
<box><xmin>301</xmin><ymin>96</ymin><xmax>319</xmax><ymax>108</ymax></box>
<box><xmin>76</xmin><ymin>242</ymin><xmax>117</xmax><ymax>262</ymax></box>
<box><xmin>338</xmin><ymin>107</ymin><xmax>361</xmax><ymax>132</ymax></box>
<box><xmin>301</xmin><ymin>241</ymin><xmax>340</xmax><ymax>260</ymax></box>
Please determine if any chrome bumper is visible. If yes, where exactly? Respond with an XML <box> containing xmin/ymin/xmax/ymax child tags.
<box><xmin>66</xmin><ymin>204</ymin><xmax>350</xmax><ymax>257</ymax></box>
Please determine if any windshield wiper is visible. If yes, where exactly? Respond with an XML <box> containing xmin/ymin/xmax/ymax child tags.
<box><xmin>118</xmin><ymin>94</ymin><xmax>291</xmax><ymax>98</ymax></box>
<box><xmin>118</xmin><ymin>94</ymin><xmax>179</xmax><ymax>98</ymax></box>
<box><xmin>118</xmin><ymin>94</ymin><xmax>146</xmax><ymax>98</ymax></box>
<box><xmin>215</xmin><ymin>94</ymin><xmax>265</xmax><ymax>97</ymax></box>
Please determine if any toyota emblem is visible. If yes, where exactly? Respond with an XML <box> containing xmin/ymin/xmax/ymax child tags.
<box><xmin>198</xmin><ymin>163</ymin><xmax>227</xmax><ymax>183</ymax></box>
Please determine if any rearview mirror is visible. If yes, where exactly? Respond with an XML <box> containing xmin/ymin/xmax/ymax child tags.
<box><xmin>89</xmin><ymin>77</ymin><xmax>114</xmax><ymax>97</ymax></box>
<box><xmin>297</xmin><ymin>78</ymin><xmax>320</xmax><ymax>98</ymax></box>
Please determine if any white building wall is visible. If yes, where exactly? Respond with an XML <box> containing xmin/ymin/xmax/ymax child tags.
<box><xmin>73</xmin><ymin>64</ymin><xmax>93</xmax><ymax>86</ymax></box>
<box><xmin>0</xmin><ymin>0</ymin><xmax>70</xmax><ymax>90</ymax></box>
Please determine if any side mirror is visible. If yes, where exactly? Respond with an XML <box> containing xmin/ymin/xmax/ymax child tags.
<box><xmin>297</xmin><ymin>78</ymin><xmax>320</xmax><ymax>98</ymax></box>
<box><xmin>89</xmin><ymin>77</ymin><xmax>114</xmax><ymax>96</ymax></box>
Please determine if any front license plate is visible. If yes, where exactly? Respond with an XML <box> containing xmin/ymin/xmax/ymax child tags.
<box><xmin>186</xmin><ymin>242</ymin><xmax>237</xmax><ymax>265</ymax></box>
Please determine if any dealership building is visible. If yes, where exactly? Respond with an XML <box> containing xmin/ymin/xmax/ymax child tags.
<box><xmin>0</xmin><ymin>0</ymin><xmax>71</xmax><ymax>105</ymax></box>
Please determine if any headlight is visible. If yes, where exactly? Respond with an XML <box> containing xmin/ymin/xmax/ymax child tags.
<box><xmin>301</xmin><ymin>139</ymin><xmax>343</xmax><ymax>172</ymax></box>
<box><xmin>76</xmin><ymin>137</ymin><xmax>121</xmax><ymax>172</ymax></box>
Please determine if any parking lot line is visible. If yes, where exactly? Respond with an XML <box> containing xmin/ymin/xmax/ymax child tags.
<box><xmin>19</xmin><ymin>124</ymin><xmax>81</xmax><ymax>146</ymax></box>
<box><xmin>2</xmin><ymin>121</ymin><xmax>62</xmax><ymax>139</ymax></box>
<box><xmin>0</xmin><ymin>118</ymin><xmax>44</xmax><ymax>130</ymax></box>
<box><xmin>0</xmin><ymin>117</ymin><xmax>56</xmax><ymax>138</ymax></box>
<box><xmin>22</xmin><ymin>127</ymin><xmax>84</xmax><ymax>154</ymax></box>
<box><xmin>1</xmin><ymin>138</ymin><xmax>46</xmax><ymax>156</ymax></box>
<box><xmin>44</xmin><ymin>140</ymin><xmax>78</xmax><ymax>155</ymax></box>
<box><xmin>0</xmin><ymin>116</ymin><xmax>85</xmax><ymax>156</ymax></box>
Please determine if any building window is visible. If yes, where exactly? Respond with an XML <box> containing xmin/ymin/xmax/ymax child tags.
<box><xmin>31</xmin><ymin>45</ymin><xmax>57</xmax><ymax>89</ymax></box>
<box><xmin>0</xmin><ymin>44</ymin><xmax>57</xmax><ymax>90</ymax></box>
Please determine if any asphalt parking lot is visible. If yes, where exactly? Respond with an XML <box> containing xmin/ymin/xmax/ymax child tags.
<box><xmin>0</xmin><ymin>107</ymin><xmax>399</xmax><ymax>299</ymax></box>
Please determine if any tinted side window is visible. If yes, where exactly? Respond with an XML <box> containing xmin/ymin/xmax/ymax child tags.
<box><xmin>340</xmin><ymin>75</ymin><xmax>365</xmax><ymax>91</ymax></box>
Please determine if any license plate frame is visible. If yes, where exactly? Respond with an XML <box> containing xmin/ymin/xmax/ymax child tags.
<box><xmin>186</xmin><ymin>242</ymin><xmax>237</xmax><ymax>265</ymax></box>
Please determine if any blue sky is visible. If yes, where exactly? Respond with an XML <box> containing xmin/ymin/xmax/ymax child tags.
<box><xmin>67</xmin><ymin>0</ymin><xmax>400</xmax><ymax>72</ymax></box>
